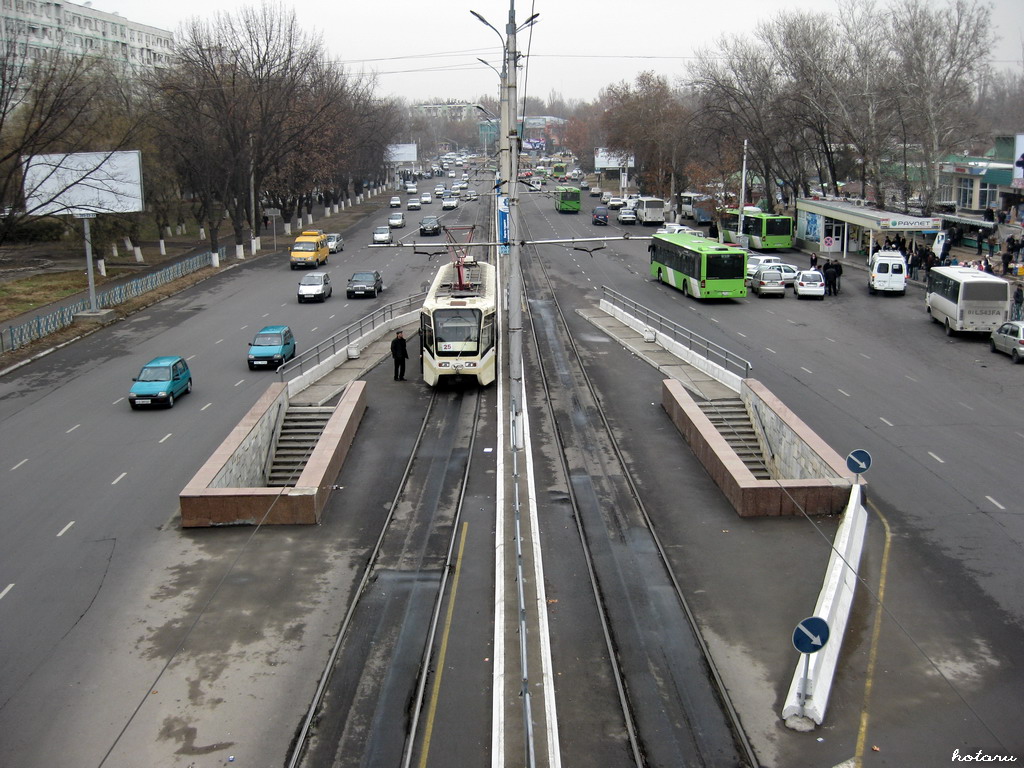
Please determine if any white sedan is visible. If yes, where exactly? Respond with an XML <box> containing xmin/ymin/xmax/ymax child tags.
<box><xmin>793</xmin><ymin>270</ymin><xmax>826</xmax><ymax>299</ymax></box>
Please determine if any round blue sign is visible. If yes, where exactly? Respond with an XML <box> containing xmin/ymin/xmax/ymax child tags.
<box><xmin>846</xmin><ymin>449</ymin><xmax>872</xmax><ymax>475</ymax></box>
<box><xmin>793</xmin><ymin>616</ymin><xmax>830</xmax><ymax>654</ymax></box>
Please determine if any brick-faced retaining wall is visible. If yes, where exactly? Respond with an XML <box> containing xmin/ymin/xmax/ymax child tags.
<box><xmin>662</xmin><ymin>379</ymin><xmax>856</xmax><ymax>517</ymax></box>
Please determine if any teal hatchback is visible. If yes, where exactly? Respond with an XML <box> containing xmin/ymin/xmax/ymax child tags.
<box><xmin>129</xmin><ymin>356</ymin><xmax>192</xmax><ymax>409</ymax></box>
<box><xmin>247</xmin><ymin>325</ymin><xmax>296</xmax><ymax>370</ymax></box>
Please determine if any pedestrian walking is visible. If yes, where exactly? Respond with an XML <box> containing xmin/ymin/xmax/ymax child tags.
<box><xmin>824</xmin><ymin>261</ymin><xmax>837</xmax><ymax>296</ymax></box>
<box><xmin>833</xmin><ymin>259</ymin><xmax>843</xmax><ymax>294</ymax></box>
<box><xmin>1013</xmin><ymin>283</ymin><xmax>1024</xmax><ymax>321</ymax></box>
<box><xmin>810</xmin><ymin>252</ymin><xmax>818</xmax><ymax>270</ymax></box>
<box><xmin>391</xmin><ymin>329</ymin><xmax>409</xmax><ymax>381</ymax></box>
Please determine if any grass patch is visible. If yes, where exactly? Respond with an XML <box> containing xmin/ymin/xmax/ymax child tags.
<box><xmin>0</xmin><ymin>269</ymin><xmax>132</xmax><ymax>323</ymax></box>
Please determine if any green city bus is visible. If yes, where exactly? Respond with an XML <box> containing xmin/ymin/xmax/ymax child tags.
<box><xmin>720</xmin><ymin>207</ymin><xmax>794</xmax><ymax>249</ymax></box>
<box><xmin>650</xmin><ymin>232</ymin><xmax>748</xmax><ymax>299</ymax></box>
<box><xmin>554</xmin><ymin>186</ymin><xmax>581</xmax><ymax>213</ymax></box>
<box><xmin>551</xmin><ymin>161</ymin><xmax>568</xmax><ymax>179</ymax></box>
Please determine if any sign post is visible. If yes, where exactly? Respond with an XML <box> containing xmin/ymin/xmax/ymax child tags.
<box><xmin>792</xmin><ymin>616</ymin><xmax>830</xmax><ymax>718</ymax></box>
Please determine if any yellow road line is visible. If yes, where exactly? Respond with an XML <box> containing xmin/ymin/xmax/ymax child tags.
<box><xmin>854</xmin><ymin>499</ymin><xmax>892</xmax><ymax>766</ymax></box>
<box><xmin>418</xmin><ymin>521</ymin><xmax>469</xmax><ymax>768</ymax></box>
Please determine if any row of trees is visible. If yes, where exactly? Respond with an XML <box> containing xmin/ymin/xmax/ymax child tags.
<box><xmin>571</xmin><ymin>0</ymin><xmax>1022</xmax><ymax>215</ymax></box>
<box><xmin>0</xmin><ymin>3</ymin><xmax>401</xmax><ymax>252</ymax></box>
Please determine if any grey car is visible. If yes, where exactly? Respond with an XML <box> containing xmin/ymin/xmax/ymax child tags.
<box><xmin>346</xmin><ymin>270</ymin><xmax>383</xmax><ymax>299</ymax></box>
<box><xmin>751</xmin><ymin>267</ymin><xmax>786</xmax><ymax>297</ymax></box>
<box><xmin>989</xmin><ymin>321</ymin><xmax>1024</xmax><ymax>363</ymax></box>
<box><xmin>297</xmin><ymin>272</ymin><xmax>332</xmax><ymax>302</ymax></box>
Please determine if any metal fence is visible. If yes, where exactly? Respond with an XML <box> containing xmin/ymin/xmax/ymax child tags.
<box><xmin>278</xmin><ymin>291</ymin><xmax>427</xmax><ymax>380</ymax></box>
<box><xmin>2</xmin><ymin>249</ymin><xmax>220</xmax><ymax>355</ymax></box>
<box><xmin>600</xmin><ymin>285</ymin><xmax>753</xmax><ymax>378</ymax></box>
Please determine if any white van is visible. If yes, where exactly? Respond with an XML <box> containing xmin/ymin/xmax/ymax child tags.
<box><xmin>868</xmin><ymin>251</ymin><xmax>907</xmax><ymax>295</ymax></box>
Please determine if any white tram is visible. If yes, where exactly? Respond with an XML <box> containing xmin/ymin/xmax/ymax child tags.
<box><xmin>420</xmin><ymin>258</ymin><xmax>497</xmax><ymax>386</ymax></box>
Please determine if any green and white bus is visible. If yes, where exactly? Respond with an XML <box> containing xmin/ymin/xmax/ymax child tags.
<box><xmin>554</xmin><ymin>186</ymin><xmax>581</xmax><ymax>213</ymax></box>
<box><xmin>720</xmin><ymin>207</ymin><xmax>794</xmax><ymax>250</ymax></box>
<box><xmin>650</xmin><ymin>232</ymin><xmax>748</xmax><ymax>299</ymax></box>
<box><xmin>551</xmin><ymin>161</ymin><xmax>568</xmax><ymax>178</ymax></box>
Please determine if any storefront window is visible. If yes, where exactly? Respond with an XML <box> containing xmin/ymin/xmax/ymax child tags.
<box><xmin>978</xmin><ymin>182</ymin><xmax>998</xmax><ymax>210</ymax></box>
<box><xmin>956</xmin><ymin>178</ymin><xmax>973</xmax><ymax>208</ymax></box>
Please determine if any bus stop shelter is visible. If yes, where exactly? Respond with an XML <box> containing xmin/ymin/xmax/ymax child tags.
<box><xmin>795</xmin><ymin>197</ymin><xmax>942</xmax><ymax>262</ymax></box>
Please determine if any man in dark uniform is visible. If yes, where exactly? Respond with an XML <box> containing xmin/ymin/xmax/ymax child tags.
<box><xmin>391</xmin><ymin>330</ymin><xmax>408</xmax><ymax>381</ymax></box>
<box><xmin>832</xmin><ymin>259</ymin><xmax>843</xmax><ymax>293</ymax></box>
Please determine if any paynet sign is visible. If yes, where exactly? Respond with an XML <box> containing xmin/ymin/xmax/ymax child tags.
<box><xmin>879</xmin><ymin>217</ymin><xmax>941</xmax><ymax>230</ymax></box>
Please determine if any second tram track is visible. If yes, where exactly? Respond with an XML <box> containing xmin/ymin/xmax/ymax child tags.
<box><xmin>519</xmin><ymin>197</ymin><xmax>757</xmax><ymax>767</ymax></box>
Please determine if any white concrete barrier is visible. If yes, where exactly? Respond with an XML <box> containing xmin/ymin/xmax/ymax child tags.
<box><xmin>782</xmin><ymin>484</ymin><xmax>868</xmax><ymax>725</ymax></box>
<box><xmin>600</xmin><ymin>298</ymin><xmax>742</xmax><ymax>392</ymax></box>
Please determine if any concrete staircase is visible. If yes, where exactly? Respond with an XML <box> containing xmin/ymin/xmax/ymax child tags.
<box><xmin>267</xmin><ymin>406</ymin><xmax>334</xmax><ymax>487</ymax></box>
<box><xmin>697</xmin><ymin>399</ymin><xmax>771</xmax><ymax>480</ymax></box>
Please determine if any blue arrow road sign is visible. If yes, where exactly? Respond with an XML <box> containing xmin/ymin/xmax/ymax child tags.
<box><xmin>792</xmin><ymin>616</ymin><xmax>830</xmax><ymax>654</ymax></box>
<box><xmin>846</xmin><ymin>448</ymin><xmax>872</xmax><ymax>475</ymax></box>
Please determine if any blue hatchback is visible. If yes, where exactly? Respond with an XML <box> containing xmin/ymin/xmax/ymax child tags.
<box><xmin>248</xmin><ymin>325</ymin><xmax>296</xmax><ymax>370</ymax></box>
<box><xmin>129</xmin><ymin>356</ymin><xmax>192</xmax><ymax>409</ymax></box>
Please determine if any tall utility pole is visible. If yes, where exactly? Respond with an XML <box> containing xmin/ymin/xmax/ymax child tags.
<box><xmin>505</xmin><ymin>3</ymin><xmax>524</xmax><ymax>451</ymax></box>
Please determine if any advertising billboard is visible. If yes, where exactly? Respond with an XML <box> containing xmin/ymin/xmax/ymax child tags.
<box><xmin>22</xmin><ymin>151</ymin><xmax>144</xmax><ymax>215</ymax></box>
<box><xmin>386</xmin><ymin>143</ymin><xmax>418</xmax><ymax>163</ymax></box>
<box><xmin>594</xmin><ymin>147</ymin><xmax>635</xmax><ymax>170</ymax></box>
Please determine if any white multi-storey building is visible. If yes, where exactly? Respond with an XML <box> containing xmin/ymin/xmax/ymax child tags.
<box><xmin>1</xmin><ymin>0</ymin><xmax>173</xmax><ymax>69</ymax></box>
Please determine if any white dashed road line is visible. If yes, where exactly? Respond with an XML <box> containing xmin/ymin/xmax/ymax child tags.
<box><xmin>765</xmin><ymin>347</ymin><xmax>777</xmax><ymax>354</ymax></box>
<box><xmin>986</xmin><ymin>496</ymin><xmax>1006</xmax><ymax>510</ymax></box>
<box><xmin>235</xmin><ymin>380</ymin><xmax>245</xmax><ymax>387</ymax></box>
<box><xmin>111</xmin><ymin>472</ymin><xmax>127</xmax><ymax>485</ymax></box>
<box><xmin>800</xmin><ymin>366</ymin><xmax>813</xmax><ymax>374</ymax></box>
<box><xmin>10</xmin><ymin>459</ymin><xmax>27</xmax><ymax>471</ymax></box>
<box><xmin>66</xmin><ymin>424</ymin><xmax>80</xmax><ymax>434</ymax></box>
<box><xmin>159</xmin><ymin>433</ymin><xmax>172</xmax><ymax>444</ymax></box>
<box><xmin>201</xmin><ymin>403</ymin><xmax>212</xmax><ymax>411</ymax></box>
<box><xmin>928</xmin><ymin>452</ymin><xmax>945</xmax><ymax>464</ymax></box>
<box><xmin>879</xmin><ymin>417</ymin><xmax>894</xmax><ymax>426</ymax></box>
<box><xmin>57</xmin><ymin>521</ymin><xmax>75</xmax><ymax>537</ymax></box>
<box><xmin>837</xmin><ymin>389</ymin><xmax>850</xmax><ymax>397</ymax></box>
<box><xmin>0</xmin><ymin>584</ymin><xmax>13</xmax><ymax>600</ymax></box>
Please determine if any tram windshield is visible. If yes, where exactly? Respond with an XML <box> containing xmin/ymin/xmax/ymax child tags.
<box><xmin>433</xmin><ymin>309</ymin><xmax>480</xmax><ymax>355</ymax></box>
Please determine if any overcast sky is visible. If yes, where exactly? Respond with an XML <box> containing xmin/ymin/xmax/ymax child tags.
<box><xmin>102</xmin><ymin>0</ymin><xmax>1024</xmax><ymax>105</ymax></box>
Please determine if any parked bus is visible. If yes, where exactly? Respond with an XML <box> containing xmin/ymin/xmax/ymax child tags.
<box><xmin>926</xmin><ymin>267</ymin><xmax>1009</xmax><ymax>336</ymax></box>
<box><xmin>678</xmin><ymin>192</ymin><xmax>702</xmax><ymax>219</ymax></box>
<box><xmin>649</xmin><ymin>232</ymin><xmax>748</xmax><ymax>299</ymax></box>
<box><xmin>554</xmin><ymin>186</ymin><xmax>581</xmax><ymax>213</ymax></box>
<box><xmin>634</xmin><ymin>197</ymin><xmax>666</xmax><ymax>226</ymax></box>
<box><xmin>720</xmin><ymin>207</ymin><xmax>794</xmax><ymax>249</ymax></box>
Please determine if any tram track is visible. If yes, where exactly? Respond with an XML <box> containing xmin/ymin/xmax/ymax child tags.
<box><xmin>519</xmin><ymin>208</ymin><xmax>756</xmax><ymax>766</ymax></box>
<box><xmin>288</xmin><ymin>386</ymin><xmax>483</xmax><ymax>768</ymax></box>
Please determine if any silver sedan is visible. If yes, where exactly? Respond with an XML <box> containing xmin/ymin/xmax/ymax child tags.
<box><xmin>989</xmin><ymin>321</ymin><xmax>1024</xmax><ymax>363</ymax></box>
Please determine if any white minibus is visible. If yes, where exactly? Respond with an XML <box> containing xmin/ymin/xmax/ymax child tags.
<box><xmin>926</xmin><ymin>267</ymin><xmax>1009</xmax><ymax>336</ymax></box>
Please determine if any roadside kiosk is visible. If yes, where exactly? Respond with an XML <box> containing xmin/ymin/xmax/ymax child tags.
<box><xmin>795</xmin><ymin>197</ymin><xmax>942</xmax><ymax>263</ymax></box>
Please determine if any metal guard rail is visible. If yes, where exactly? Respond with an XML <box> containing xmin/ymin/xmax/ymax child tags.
<box><xmin>600</xmin><ymin>285</ymin><xmax>753</xmax><ymax>378</ymax></box>
<box><xmin>277</xmin><ymin>291</ymin><xmax>427</xmax><ymax>380</ymax></box>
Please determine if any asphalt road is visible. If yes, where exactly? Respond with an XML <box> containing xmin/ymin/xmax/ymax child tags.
<box><xmin>2</xmin><ymin>177</ymin><xmax>1022</xmax><ymax>767</ymax></box>
<box><xmin>0</xmin><ymin>188</ymin><xmax>488</xmax><ymax>767</ymax></box>
<box><xmin>515</xmin><ymin>188</ymin><xmax>1024</xmax><ymax>765</ymax></box>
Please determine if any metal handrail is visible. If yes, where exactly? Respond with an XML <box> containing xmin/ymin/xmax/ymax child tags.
<box><xmin>277</xmin><ymin>292</ymin><xmax>426</xmax><ymax>380</ymax></box>
<box><xmin>600</xmin><ymin>285</ymin><xmax>753</xmax><ymax>378</ymax></box>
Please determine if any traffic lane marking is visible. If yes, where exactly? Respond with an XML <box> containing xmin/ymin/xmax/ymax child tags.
<box><xmin>10</xmin><ymin>459</ymin><xmax>27</xmax><ymax>471</ymax></box>
<box><xmin>985</xmin><ymin>496</ymin><xmax>1006</xmax><ymax>511</ymax></box>
<box><xmin>879</xmin><ymin>417</ymin><xmax>894</xmax><ymax>426</ymax></box>
<box><xmin>928</xmin><ymin>452</ymin><xmax>945</xmax><ymax>464</ymax></box>
<box><xmin>57</xmin><ymin>521</ymin><xmax>75</xmax><ymax>537</ymax></box>
<box><xmin>0</xmin><ymin>584</ymin><xmax>13</xmax><ymax>600</ymax></box>
<box><xmin>66</xmin><ymin>424</ymin><xmax>80</xmax><ymax>434</ymax></box>
<box><xmin>111</xmin><ymin>472</ymin><xmax>127</xmax><ymax>485</ymax></box>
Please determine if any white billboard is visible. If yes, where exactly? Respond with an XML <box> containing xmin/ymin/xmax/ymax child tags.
<box><xmin>22</xmin><ymin>150</ymin><xmax>144</xmax><ymax>215</ymax></box>
<box><xmin>386</xmin><ymin>143</ymin><xmax>418</xmax><ymax>163</ymax></box>
<box><xmin>1013</xmin><ymin>133</ymin><xmax>1024</xmax><ymax>189</ymax></box>
<box><xmin>594</xmin><ymin>147</ymin><xmax>634</xmax><ymax>170</ymax></box>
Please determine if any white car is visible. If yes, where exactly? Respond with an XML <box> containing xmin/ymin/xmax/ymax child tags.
<box><xmin>656</xmin><ymin>223</ymin><xmax>703</xmax><ymax>236</ymax></box>
<box><xmin>389</xmin><ymin>196</ymin><xmax>401</xmax><ymax>208</ymax></box>
<box><xmin>407</xmin><ymin>198</ymin><xmax>421</xmax><ymax>210</ymax></box>
<box><xmin>616</xmin><ymin>208</ymin><xmax>637</xmax><ymax>224</ymax></box>
<box><xmin>793</xmin><ymin>270</ymin><xmax>826</xmax><ymax>299</ymax></box>
<box><xmin>441</xmin><ymin>196</ymin><xmax>458</xmax><ymax>210</ymax></box>
<box><xmin>745</xmin><ymin>254</ymin><xmax>783</xmax><ymax>278</ymax></box>
<box><xmin>372</xmin><ymin>226</ymin><xmax>392</xmax><ymax>244</ymax></box>
<box><xmin>388</xmin><ymin>212</ymin><xmax>406</xmax><ymax>228</ymax></box>
<box><xmin>773</xmin><ymin>263</ymin><xmax>800</xmax><ymax>287</ymax></box>
<box><xmin>420</xmin><ymin>193</ymin><xmax>432</xmax><ymax>204</ymax></box>
<box><xmin>325</xmin><ymin>233</ymin><xmax>344</xmax><ymax>253</ymax></box>
<box><xmin>607</xmin><ymin>197</ymin><xmax>625</xmax><ymax>210</ymax></box>
<box><xmin>434</xmin><ymin>185</ymin><xmax>445</xmax><ymax>195</ymax></box>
